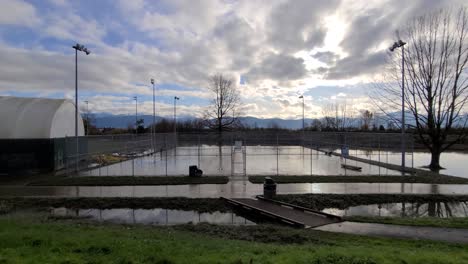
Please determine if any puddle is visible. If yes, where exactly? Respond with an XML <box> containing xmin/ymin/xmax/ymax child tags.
<box><xmin>48</xmin><ymin>207</ymin><xmax>255</xmax><ymax>225</ymax></box>
<box><xmin>323</xmin><ymin>201</ymin><xmax>468</xmax><ymax>218</ymax></box>
<box><xmin>2</xmin><ymin>183</ymin><xmax>468</xmax><ymax>198</ymax></box>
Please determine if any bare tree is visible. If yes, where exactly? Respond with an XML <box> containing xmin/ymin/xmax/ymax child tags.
<box><xmin>322</xmin><ymin>102</ymin><xmax>354</xmax><ymax>131</ymax></box>
<box><xmin>360</xmin><ymin>110</ymin><xmax>374</xmax><ymax>131</ymax></box>
<box><xmin>372</xmin><ymin>8</ymin><xmax>468</xmax><ymax>170</ymax></box>
<box><xmin>204</xmin><ymin>74</ymin><xmax>241</xmax><ymax>132</ymax></box>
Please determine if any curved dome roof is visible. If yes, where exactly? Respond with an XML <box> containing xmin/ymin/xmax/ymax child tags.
<box><xmin>0</xmin><ymin>96</ymin><xmax>84</xmax><ymax>139</ymax></box>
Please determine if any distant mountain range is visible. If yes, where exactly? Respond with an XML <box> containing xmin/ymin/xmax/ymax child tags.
<box><xmin>89</xmin><ymin>113</ymin><xmax>316</xmax><ymax>129</ymax></box>
<box><xmin>88</xmin><ymin>113</ymin><xmax>387</xmax><ymax>130</ymax></box>
<box><xmin>88</xmin><ymin>112</ymin><xmax>467</xmax><ymax>130</ymax></box>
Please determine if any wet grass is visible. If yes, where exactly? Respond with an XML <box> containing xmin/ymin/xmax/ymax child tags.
<box><xmin>28</xmin><ymin>176</ymin><xmax>229</xmax><ymax>186</ymax></box>
<box><xmin>249</xmin><ymin>175</ymin><xmax>468</xmax><ymax>184</ymax></box>
<box><xmin>1</xmin><ymin>216</ymin><xmax>468</xmax><ymax>263</ymax></box>
<box><xmin>274</xmin><ymin>194</ymin><xmax>468</xmax><ymax>211</ymax></box>
<box><xmin>345</xmin><ymin>216</ymin><xmax>468</xmax><ymax>229</ymax></box>
<box><xmin>0</xmin><ymin>197</ymin><xmax>231</xmax><ymax>213</ymax></box>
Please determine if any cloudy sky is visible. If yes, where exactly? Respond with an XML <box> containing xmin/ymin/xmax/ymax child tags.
<box><xmin>0</xmin><ymin>0</ymin><xmax>465</xmax><ymax>119</ymax></box>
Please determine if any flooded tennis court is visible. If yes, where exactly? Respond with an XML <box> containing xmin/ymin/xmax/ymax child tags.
<box><xmin>81</xmin><ymin>145</ymin><xmax>406</xmax><ymax>177</ymax></box>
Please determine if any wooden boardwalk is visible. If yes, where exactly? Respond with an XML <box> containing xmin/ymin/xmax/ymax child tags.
<box><xmin>221</xmin><ymin>196</ymin><xmax>342</xmax><ymax>228</ymax></box>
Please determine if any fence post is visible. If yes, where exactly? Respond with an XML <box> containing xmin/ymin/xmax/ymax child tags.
<box><xmin>378</xmin><ymin>134</ymin><xmax>381</xmax><ymax>176</ymax></box>
<box><xmin>310</xmin><ymin>143</ymin><xmax>313</xmax><ymax>176</ymax></box>
<box><xmin>197</xmin><ymin>135</ymin><xmax>201</xmax><ymax>168</ymax></box>
<box><xmin>276</xmin><ymin>134</ymin><xmax>279</xmax><ymax>176</ymax></box>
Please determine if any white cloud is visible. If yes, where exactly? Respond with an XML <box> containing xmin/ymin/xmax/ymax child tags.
<box><xmin>0</xmin><ymin>0</ymin><xmax>40</xmax><ymax>26</ymax></box>
<box><xmin>1</xmin><ymin>0</ymin><xmax>467</xmax><ymax>119</ymax></box>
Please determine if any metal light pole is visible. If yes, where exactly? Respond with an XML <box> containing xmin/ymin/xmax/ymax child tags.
<box><xmin>389</xmin><ymin>39</ymin><xmax>407</xmax><ymax>170</ymax></box>
<box><xmin>133</xmin><ymin>96</ymin><xmax>138</xmax><ymax>134</ymax></box>
<box><xmin>174</xmin><ymin>96</ymin><xmax>180</xmax><ymax>134</ymax></box>
<box><xmin>151</xmin><ymin>78</ymin><xmax>156</xmax><ymax>152</ymax></box>
<box><xmin>72</xmin><ymin>43</ymin><xmax>90</xmax><ymax>172</ymax></box>
<box><xmin>84</xmin><ymin>100</ymin><xmax>89</xmax><ymax>135</ymax></box>
<box><xmin>299</xmin><ymin>95</ymin><xmax>304</xmax><ymax>130</ymax></box>
<box><xmin>174</xmin><ymin>96</ymin><xmax>180</xmax><ymax>153</ymax></box>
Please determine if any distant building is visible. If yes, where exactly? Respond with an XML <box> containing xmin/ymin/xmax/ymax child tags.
<box><xmin>0</xmin><ymin>96</ymin><xmax>85</xmax><ymax>174</ymax></box>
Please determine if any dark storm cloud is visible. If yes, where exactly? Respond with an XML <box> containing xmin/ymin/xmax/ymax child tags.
<box><xmin>325</xmin><ymin>51</ymin><xmax>386</xmax><ymax>79</ymax></box>
<box><xmin>245</xmin><ymin>53</ymin><xmax>307</xmax><ymax>82</ymax></box>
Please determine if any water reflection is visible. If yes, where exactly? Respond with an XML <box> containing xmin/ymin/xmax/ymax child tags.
<box><xmin>50</xmin><ymin>207</ymin><xmax>254</xmax><ymax>225</ymax></box>
<box><xmin>2</xmin><ymin>183</ymin><xmax>468</xmax><ymax>198</ymax></box>
<box><xmin>349</xmin><ymin>149</ymin><xmax>468</xmax><ymax>178</ymax></box>
<box><xmin>82</xmin><ymin>146</ymin><xmax>403</xmax><ymax>177</ymax></box>
<box><xmin>324</xmin><ymin>201</ymin><xmax>468</xmax><ymax>218</ymax></box>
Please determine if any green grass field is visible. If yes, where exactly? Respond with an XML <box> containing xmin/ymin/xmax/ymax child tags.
<box><xmin>1</xmin><ymin>216</ymin><xmax>468</xmax><ymax>263</ymax></box>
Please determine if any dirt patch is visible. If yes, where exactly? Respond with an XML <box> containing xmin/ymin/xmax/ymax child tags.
<box><xmin>249</xmin><ymin>175</ymin><xmax>468</xmax><ymax>184</ymax></box>
<box><xmin>0</xmin><ymin>197</ymin><xmax>231</xmax><ymax>213</ymax></box>
<box><xmin>28</xmin><ymin>176</ymin><xmax>229</xmax><ymax>186</ymax></box>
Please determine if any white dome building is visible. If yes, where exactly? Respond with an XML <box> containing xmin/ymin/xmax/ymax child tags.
<box><xmin>0</xmin><ymin>96</ymin><xmax>84</xmax><ymax>139</ymax></box>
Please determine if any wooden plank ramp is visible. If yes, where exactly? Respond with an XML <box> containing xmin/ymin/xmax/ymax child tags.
<box><xmin>221</xmin><ymin>196</ymin><xmax>342</xmax><ymax>228</ymax></box>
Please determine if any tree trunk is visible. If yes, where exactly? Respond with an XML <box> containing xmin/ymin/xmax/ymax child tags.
<box><xmin>429</xmin><ymin>148</ymin><xmax>442</xmax><ymax>171</ymax></box>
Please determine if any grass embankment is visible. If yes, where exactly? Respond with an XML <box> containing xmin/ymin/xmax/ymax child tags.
<box><xmin>91</xmin><ymin>154</ymin><xmax>127</xmax><ymax>166</ymax></box>
<box><xmin>345</xmin><ymin>216</ymin><xmax>468</xmax><ymax>229</ymax></box>
<box><xmin>28</xmin><ymin>176</ymin><xmax>229</xmax><ymax>186</ymax></box>
<box><xmin>0</xmin><ymin>197</ymin><xmax>230</xmax><ymax>213</ymax></box>
<box><xmin>249</xmin><ymin>175</ymin><xmax>468</xmax><ymax>184</ymax></box>
<box><xmin>2</xmin><ymin>217</ymin><xmax>468</xmax><ymax>264</ymax></box>
<box><xmin>274</xmin><ymin>194</ymin><xmax>468</xmax><ymax>211</ymax></box>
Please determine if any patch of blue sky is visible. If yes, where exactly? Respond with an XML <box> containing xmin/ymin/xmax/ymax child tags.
<box><xmin>239</xmin><ymin>75</ymin><xmax>246</xmax><ymax>85</ymax></box>
<box><xmin>0</xmin><ymin>27</ymin><xmax>39</xmax><ymax>49</ymax></box>
<box><xmin>2</xmin><ymin>90</ymin><xmax>43</xmax><ymax>98</ymax></box>
<box><xmin>303</xmin><ymin>85</ymin><xmax>366</xmax><ymax>99</ymax></box>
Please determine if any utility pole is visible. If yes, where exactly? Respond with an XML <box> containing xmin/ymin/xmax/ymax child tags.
<box><xmin>174</xmin><ymin>96</ymin><xmax>180</xmax><ymax>134</ymax></box>
<box><xmin>84</xmin><ymin>100</ymin><xmax>89</xmax><ymax>135</ymax></box>
<box><xmin>390</xmin><ymin>39</ymin><xmax>407</xmax><ymax>170</ymax></box>
<box><xmin>133</xmin><ymin>96</ymin><xmax>138</xmax><ymax>134</ymax></box>
<box><xmin>72</xmin><ymin>43</ymin><xmax>90</xmax><ymax>172</ymax></box>
<box><xmin>299</xmin><ymin>95</ymin><xmax>304</xmax><ymax>130</ymax></box>
<box><xmin>151</xmin><ymin>78</ymin><xmax>156</xmax><ymax>152</ymax></box>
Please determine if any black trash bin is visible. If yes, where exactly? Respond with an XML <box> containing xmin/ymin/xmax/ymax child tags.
<box><xmin>263</xmin><ymin>177</ymin><xmax>277</xmax><ymax>199</ymax></box>
<box><xmin>189</xmin><ymin>165</ymin><xmax>203</xmax><ymax>177</ymax></box>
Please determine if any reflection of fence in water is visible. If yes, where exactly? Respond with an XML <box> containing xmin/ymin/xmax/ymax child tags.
<box><xmin>68</xmin><ymin>132</ymin><xmax>413</xmax><ymax>177</ymax></box>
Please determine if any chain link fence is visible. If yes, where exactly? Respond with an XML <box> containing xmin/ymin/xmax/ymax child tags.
<box><xmin>64</xmin><ymin>132</ymin><xmax>414</xmax><ymax>177</ymax></box>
